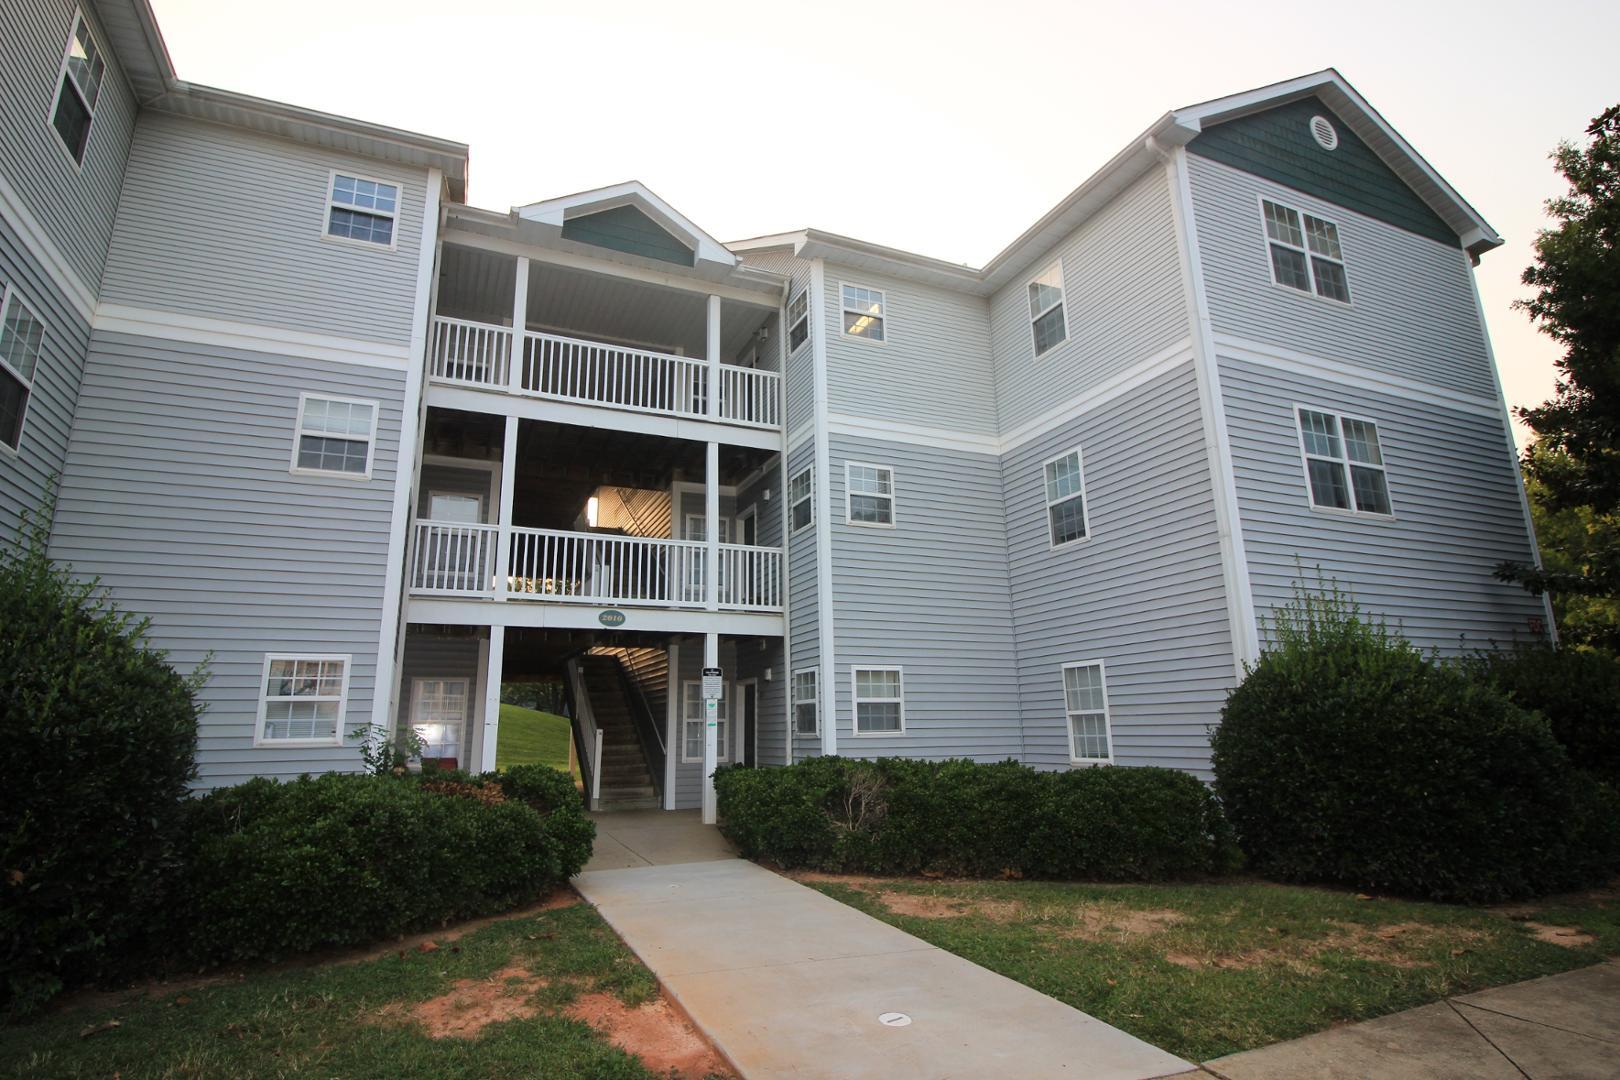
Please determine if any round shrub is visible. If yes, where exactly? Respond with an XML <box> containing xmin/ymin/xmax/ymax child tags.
<box><xmin>1</xmin><ymin>521</ymin><xmax>201</xmax><ymax>1016</ymax></box>
<box><xmin>1213</xmin><ymin>588</ymin><xmax>1620</xmax><ymax>903</ymax></box>
<box><xmin>1465</xmin><ymin>646</ymin><xmax>1620</xmax><ymax>786</ymax></box>
<box><xmin>179</xmin><ymin>771</ymin><xmax>589</xmax><ymax>964</ymax></box>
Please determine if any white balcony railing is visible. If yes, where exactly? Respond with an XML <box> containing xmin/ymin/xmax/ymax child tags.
<box><xmin>410</xmin><ymin>521</ymin><xmax>784</xmax><ymax>612</ymax></box>
<box><xmin>427</xmin><ymin>317</ymin><xmax>781</xmax><ymax>429</ymax></box>
<box><xmin>410</xmin><ymin>521</ymin><xmax>499</xmax><ymax>595</ymax></box>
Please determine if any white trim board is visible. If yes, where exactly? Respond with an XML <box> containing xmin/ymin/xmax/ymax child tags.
<box><xmin>93</xmin><ymin>303</ymin><xmax>412</xmax><ymax>369</ymax></box>
<box><xmin>1211</xmin><ymin>333</ymin><xmax>1504</xmax><ymax>420</ymax></box>
<box><xmin>0</xmin><ymin>169</ymin><xmax>97</xmax><ymax>322</ymax></box>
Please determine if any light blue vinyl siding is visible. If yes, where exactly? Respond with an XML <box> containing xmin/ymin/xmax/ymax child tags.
<box><xmin>1220</xmin><ymin>356</ymin><xmax>1545</xmax><ymax>654</ymax></box>
<box><xmin>822</xmin><ymin>268</ymin><xmax>996</xmax><ymax>436</ymax></box>
<box><xmin>784</xmin><ymin>438</ymin><xmax>821</xmax><ymax>760</ymax></box>
<box><xmin>0</xmin><ymin>213</ymin><xmax>91</xmax><ymax>540</ymax></box>
<box><xmin>48</xmin><ymin>331</ymin><xmax>407</xmax><ymax>788</ymax></box>
<box><xmin>1188</xmin><ymin>153</ymin><xmax>1498</xmax><ymax>398</ymax></box>
<box><xmin>1002</xmin><ymin>361</ymin><xmax>1235</xmax><ymax>777</ymax></box>
<box><xmin>100</xmin><ymin>112</ymin><xmax>429</xmax><ymax>345</ymax></box>
<box><xmin>0</xmin><ymin>0</ymin><xmax>137</xmax><ymax>290</ymax></box>
<box><xmin>827</xmin><ymin>433</ymin><xmax>1021</xmax><ymax>760</ymax></box>
<box><xmin>737</xmin><ymin>460</ymin><xmax>789</xmax><ymax>765</ymax></box>
<box><xmin>740</xmin><ymin>248</ymin><xmax>814</xmax><ymax>434</ymax></box>
<box><xmin>989</xmin><ymin>168</ymin><xmax>1189</xmax><ymax>434</ymax></box>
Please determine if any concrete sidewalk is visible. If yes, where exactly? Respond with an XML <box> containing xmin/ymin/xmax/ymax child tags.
<box><xmin>1206</xmin><ymin>959</ymin><xmax>1620</xmax><ymax>1079</ymax></box>
<box><xmin>583</xmin><ymin>809</ymin><xmax>737</xmax><ymax>871</ymax></box>
<box><xmin>574</xmin><ymin>857</ymin><xmax>1192</xmax><ymax>1079</ymax></box>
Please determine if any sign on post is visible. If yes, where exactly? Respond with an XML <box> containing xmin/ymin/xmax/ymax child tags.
<box><xmin>701</xmin><ymin>667</ymin><xmax>723</xmax><ymax>700</ymax></box>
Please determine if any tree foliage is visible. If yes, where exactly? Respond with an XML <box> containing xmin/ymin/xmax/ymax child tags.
<box><xmin>1502</xmin><ymin>104</ymin><xmax>1620</xmax><ymax>602</ymax></box>
<box><xmin>1520</xmin><ymin>446</ymin><xmax>1620</xmax><ymax>649</ymax></box>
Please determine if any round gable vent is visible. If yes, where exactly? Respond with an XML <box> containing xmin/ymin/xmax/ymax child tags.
<box><xmin>1310</xmin><ymin>115</ymin><xmax>1339</xmax><ymax>150</ymax></box>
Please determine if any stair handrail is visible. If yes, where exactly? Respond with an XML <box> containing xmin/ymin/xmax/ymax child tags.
<box><xmin>563</xmin><ymin>658</ymin><xmax>602</xmax><ymax>811</ymax></box>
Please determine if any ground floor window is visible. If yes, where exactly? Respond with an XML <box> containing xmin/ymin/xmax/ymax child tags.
<box><xmin>792</xmin><ymin>667</ymin><xmax>819</xmax><ymax>735</ymax></box>
<box><xmin>852</xmin><ymin>666</ymin><xmax>904</xmax><ymax>734</ymax></box>
<box><xmin>411</xmin><ymin>677</ymin><xmax>469</xmax><ymax>765</ymax></box>
<box><xmin>681</xmin><ymin>679</ymin><xmax>730</xmax><ymax>763</ymax></box>
<box><xmin>256</xmin><ymin>654</ymin><xmax>349</xmax><ymax>746</ymax></box>
<box><xmin>1062</xmin><ymin>661</ymin><xmax>1112</xmax><ymax>764</ymax></box>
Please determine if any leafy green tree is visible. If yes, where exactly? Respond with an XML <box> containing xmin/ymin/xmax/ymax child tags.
<box><xmin>1521</xmin><ymin>446</ymin><xmax>1620</xmax><ymax>650</ymax></box>
<box><xmin>1500</xmin><ymin>104</ymin><xmax>1620</xmax><ymax>610</ymax></box>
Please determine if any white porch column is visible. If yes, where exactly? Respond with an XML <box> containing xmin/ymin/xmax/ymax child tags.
<box><xmin>702</xmin><ymin>629</ymin><xmax>719</xmax><ymax>824</ymax></box>
<box><xmin>509</xmin><ymin>256</ymin><xmax>529</xmax><ymax>391</ymax></box>
<box><xmin>705</xmin><ymin>440</ymin><xmax>720</xmax><ymax>612</ymax></box>
<box><xmin>494</xmin><ymin>415</ymin><xmax>518</xmax><ymax>599</ymax></box>
<box><xmin>706</xmin><ymin>293</ymin><xmax>721</xmax><ymax>419</ymax></box>
<box><xmin>479</xmin><ymin>625</ymin><xmax>505</xmax><ymax>772</ymax></box>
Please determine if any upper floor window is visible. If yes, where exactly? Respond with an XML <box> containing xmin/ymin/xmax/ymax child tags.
<box><xmin>789</xmin><ymin>466</ymin><xmax>814</xmax><ymax>533</ymax></box>
<box><xmin>1062</xmin><ymin>661</ymin><xmax>1112</xmax><ymax>764</ymax></box>
<box><xmin>1027</xmin><ymin>261</ymin><xmax>1068</xmax><ymax>357</ymax></box>
<box><xmin>792</xmin><ymin>668</ymin><xmax>819</xmax><ymax>736</ymax></box>
<box><xmin>0</xmin><ymin>280</ymin><xmax>47</xmax><ymax>452</ymax></box>
<box><xmin>256</xmin><ymin>654</ymin><xmax>349</xmax><ymax>746</ymax></box>
<box><xmin>846</xmin><ymin>463</ymin><xmax>894</xmax><ymax>527</ymax></box>
<box><xmin>1296</xmin><ymin>406</ymin><xmax>1392</xmax><ymax>517</ymax></box>
<box><xmin>1043</xmin><ymin>447</ymin><xmax>1090</xmax><ymax>548</ymax></box>
<box><xmin>1262</xmin><ymin>199</ymin><xmax>1350</xmax><ymax>303</ymax></box>
<box><xmin>50</xmin><ymin>12</ymin><xmax>105</xmax><ymax>165</ymax></box>
<box><xmin>787</xmin><ymin>290</ymin><xmax>809</xmax><ymax>352</ymax></box>
<box><xmin>326</xmin><ymin>173</ymin><xmax>399</xmax><ymax>247</ymax></box>
<box><xmin>853</xmin><ymin>666</ymin><xmax>904</xmax><ymax>735</ymax></box>
<box><xmin>840</xmin><ymin>284</ymin><xmax>885</xmax><ymax>342</ymax></box>
<box><xmin>292</xmin><ymin>393</ymin><xmax>377</xmax><ymax>479</ymax></box>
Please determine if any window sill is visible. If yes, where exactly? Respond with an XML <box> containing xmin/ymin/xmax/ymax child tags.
<box><xmin>1049</xmin><ymin>534</ymin><xmax>1093</xmax><ymax>552</ymax></box>
<box><xmin>290</xmin><ymin>466</ymin><xmax>374</xmax><ymax>483</ymax></box>
<box><xmin>850</xmin><ymin>729</ymin><xmax>906</xmax><ymax>738</ymax></box>
<box><xmin>1306</xmin><ymin>503</ymin><xmax>1397</xmax><ymax>524</ymax></box>
<box><xmin>845</xmin><ymin>519</ymin><xmax>896</xmax><ymax>530</ymax></box>
<box><xmin>255</xmin><ymin>737</ymin><xmax>345</xmax><ymax>749</ymax></box>
<box><xmin>1069</xmin><ymin>757</ymin><xmax>1112</xmax><ymax>767</ymax></box>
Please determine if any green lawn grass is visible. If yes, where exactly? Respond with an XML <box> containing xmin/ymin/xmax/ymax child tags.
<box><xmin>495</xmin><ymin>704</ymin><xmax>573</xmax><ymax>774</ymax></box>
<box><xmin>0</xmin><ymin>904</ymin><xmax>663</xmax><ymax>1079</ymax></box>
<box><xmin>800</xmin><ymin>875</ymin><xmax>1620</xmax><ymax>1062</ymax></box>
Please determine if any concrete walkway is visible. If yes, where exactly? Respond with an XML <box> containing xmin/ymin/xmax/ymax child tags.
<box><xmin>1206</xmin><ymin>959</ymin><xmax>1620</xmax><ymax>1079</ymax></box>
<box><xmin>574</xmin><ymin>839</ymin><xmax>1190</xmax><ymax>1078</ymax></box>
<box><xmin>583</xmin><ymin>809</ymin><xmax>737</xmax><ymax>871</ymax></box>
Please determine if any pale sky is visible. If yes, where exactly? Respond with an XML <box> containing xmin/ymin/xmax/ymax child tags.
<box><xmin>150</xmin><ymin>0</ymin><xmax>1619</xmax><ymax>447</ymax></box>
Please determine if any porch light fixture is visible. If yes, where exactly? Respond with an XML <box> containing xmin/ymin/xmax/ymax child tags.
<box><xmin>587</xmin><ymin>496</ymin><xmax>599</xmax><ymax>528</ymax></box>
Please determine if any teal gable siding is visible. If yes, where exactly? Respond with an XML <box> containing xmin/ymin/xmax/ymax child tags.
<box><xmin>1187</xmin><ymin>97</ymin><xmax>1459</xmax><ymax>247</ymax></box>
<box><xmin>560</xmin><ymin>205</ymin><xmax>695</xmax><ymax>266</ymax></box>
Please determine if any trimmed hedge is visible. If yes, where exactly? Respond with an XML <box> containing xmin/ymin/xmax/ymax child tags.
<box><xmin>177</xmin><ymin>765</ymin><xmax>593</xmax><ymax>964</ymax></box>
<box><xmin>2</xmin><ymin>518</ymin><xmax>202</xmax><ymax>1018</ymax></box>
<box><xmin>1464</xmin><ymin>646</ymin><xmax>1620</xmax><ymax>787</ymax></box>
<box><xmin>1213</xmin><ymin>588</ymin><xmax>1620</xmax><ymax>903</ymax></box>
<box><xmin>714</xmin><ymin>757</ymin><xmax>1239</xmax><ymax>880</ymax></box>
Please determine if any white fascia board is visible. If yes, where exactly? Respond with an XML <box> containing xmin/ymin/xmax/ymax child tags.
<box><xmin>515</xmin><ymin>181</ymin><xmax>737</xmax><ymax>269</ymax></box>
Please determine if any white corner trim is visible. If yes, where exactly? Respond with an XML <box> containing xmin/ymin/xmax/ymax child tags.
<box><xmin>370</xmin><ymin>167</ymin><xmax>443</xmax><ymax>731</ymax></box>
<box><xmin>827</xmin><ymin>413</ymin><xmax>1000</xmax><ymax>456</ymax></box>
<box><xmin>92</xmin><ymin>303</ymin><xmax>412</xmax><ymax>369</ymax></box>
<box><xmin>809</xmin><ymin>258</ymin><xmax>838</xmax><ymax>756</ymax></box>
<box><xmin>1166</xmin><ymin>148</ymin><xmax>1260</xmax><ymax>674</ymax></box>
<box><xmin>0</xmin><ymin>169</ymin><xmax>97</xmax><ymax>322</ymax></box>
<box><xmin>1210</xmin><ymin>332</ymin><xmax>1505</xmax><ymax>420</ymax></box>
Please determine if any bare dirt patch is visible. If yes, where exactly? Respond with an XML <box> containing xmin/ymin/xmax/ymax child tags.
<box><xmin>1062</xmin><ymin>907</ymin><xmax>1187</xmax><ymax>941</ymax></box>
<box><xmin>1522</xmin><ymin>922</ymin><xmax>1597</xmax><ymax>947</ymax></box>
<box><xmin>1163</xmin><ymin>921</ymin><xmax>1489</xmax><ymax>973</ymax></box>
<box><xmin>874</xmin><ymin>891</ymin><xmax>1026</xmax><ymax>922</ymax></box>
<box><xmin>781</xmin><ymin>870</ymin><xmax>892</xmax><ymax>887</ymax></box>
<box><xmin>379</xmin><ymin>965</ymin><xmax>549</xmax><ymax>1038</ymax></box>
<box><xmin>566</xmin><ymin>992</ymin><xmax>733</xmax><ymax>1078</ymax></box>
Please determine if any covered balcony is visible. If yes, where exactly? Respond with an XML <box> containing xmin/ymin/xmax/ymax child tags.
<box><xmin>407</xmin><ymin>411</ymin><xmax>784</xmax><ymax>619</ymax></box>
<box><xmin>428</xmin><ymin>242</ymin><xmax>783</xmax><ymax>431</ymax></box>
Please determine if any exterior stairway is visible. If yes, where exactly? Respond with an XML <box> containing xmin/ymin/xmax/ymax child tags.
<box><xmin>578</xmin><ymin>654</ymin><xmax>660</xmax><ymax>810</ymax></box>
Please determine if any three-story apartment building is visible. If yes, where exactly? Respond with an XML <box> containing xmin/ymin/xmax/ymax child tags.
<box><xmin>3</xmin><ymin>1</ymin><xmax>1548</xmax><ymax>820</ymax></box>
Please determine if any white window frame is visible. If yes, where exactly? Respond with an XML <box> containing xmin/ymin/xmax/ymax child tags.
<box><xmin>1293</xmin><ymin>404</ymin><xmax>1395</xmax><ymax>520</ymax></box>
<box><xmin>323</xmin><ymin>170</ymin><xmax>401</xmax><ymax>251</ymax></box>
<box><xmin>788</xmin><ymin>465</ymin><xmax>814</xmax><ymax>535</ymax></box>
<box><xmin>0</xmin><ymin>282</ymin><xmax>46</xmax><ymax>457</ymax></box>
<box><xmin>290</xmin><ymin>391</ymin><xmax>378</xmax><ymax>481</ymax></box>
<box><xmin>1258</xmin><ymin>196</ymin><xmax>1352</xmax><ymax>305</ymax></box>
<box><xmin>1027</xmin><ymin>260</ymin><xmax>1069</xmax><ymax>358</ymax></box>
<box><xmin>852</xmin><ymin>665</ymin><xmax>905</xmax><ymax>736</ymax></box>
<box><xmin>786</xmin><ymin>289</ymin><xmax>810</xmax><ymax>354</ymax></box>
<box><xmin>1042</xmin><ymin>446</ymin><xmax>1091</xmax><ymax>550</ymax></box>
<box><xmin>1061</xmin><ymin>660</ymin><xmax>1113</xmax><ymax>765</ymax></box>
<box><xmin>680</xmin><ymin>678</ymin><xmax>731</xmax><ymax>764</ymax></box>
<box><xmin>838</xmin><ymin>282</ymin><xmax>886</xmax><ymax>344</ymax></box>
<box><xmin>792</xmin><ymin>666</ymin><xmax>820</xmax><ymax>737</ymax></box>
<box><xmin>844</xmin><ymin>462</ymin><xmax>895</xmax><ymax>528</ymax></box>
<box><xmin>47</xmin><ymin>10</ymin><xmax>105</xmax><ymax>169</ymax></box>
<box><xmin>410</xmin><ymin>676</ymin><xmax>470</xmax><ymax>762</ymax></box>
<box><xmin>254</xmin><ymin>653</ymin><xmax>352</xmax><ymax>748</ymax></box>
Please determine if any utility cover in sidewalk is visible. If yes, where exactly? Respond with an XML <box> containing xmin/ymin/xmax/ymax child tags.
<box><xmin>878</xmin><ymin>1012</ymin><xmax>912</xmax><ymax>1027</ymax></box>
